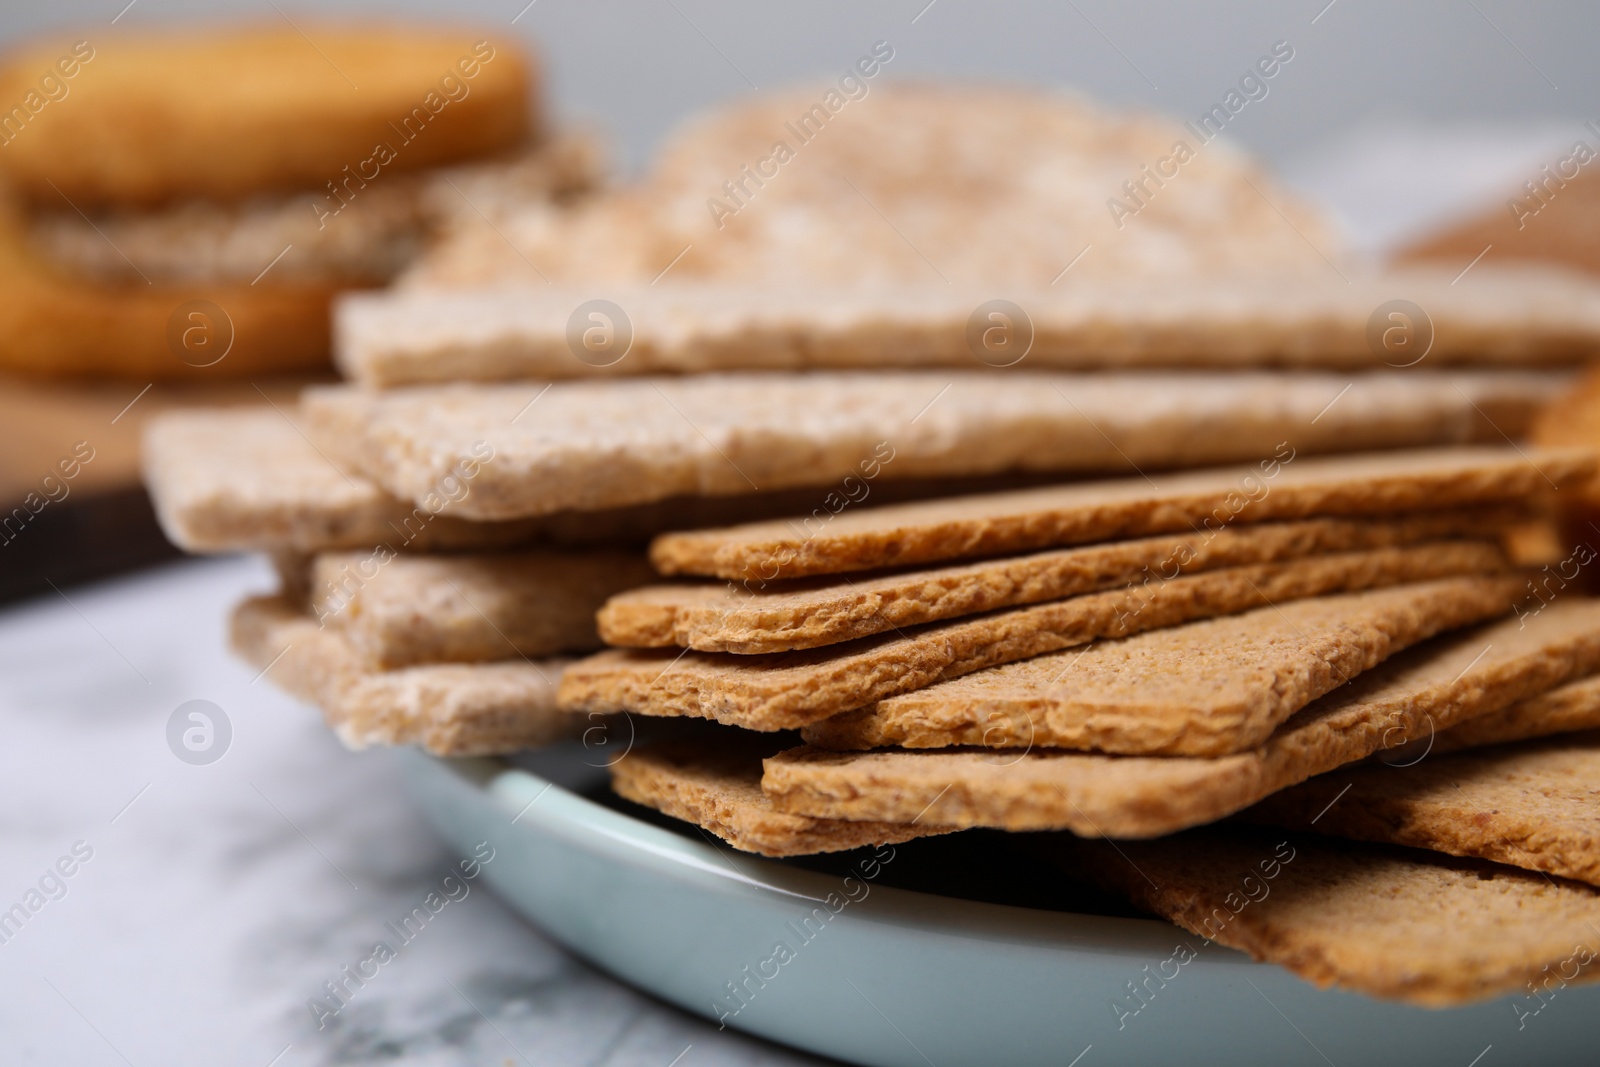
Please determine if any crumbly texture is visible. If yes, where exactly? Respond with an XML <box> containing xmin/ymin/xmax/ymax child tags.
<box><xmin>0</xmin><ymin>27</ymin><xmax>531</xmax><ymax>208</ymax></box>
<box><xmin>760</xmin><ymin>601</ymin><xmax>1600</xmax><ymax>836</ymax></box>
<box><xmin>301</xmin><ymin>375</ymin><xmax>1573</xmax><ymax>523</ymax></box>
<box><xmin>802</xmin><ymin>565</ymin><xmax>1516</xmax><ymax>757</ymax></box>
<box><xmin>600</xmin><ymin>511</ymin><xmax>1512</xmax><ymax>652</ymax></box>
<box><xmin>341</xmin><ymin>269</ymin><xmax>1600</xmax><ymax>386</ymax></box>
<box><xmin>144</xmin><ymin>407</ymin><xmax>1115</xmax><ymax>554</ymax></box>
<box><xmin>1246</xmin><ymin>722</ymin><xmax>1600</xmax><ymax>886</ymax></box>
<box><xmin>230</xmin><ymin>594</ymin><xmax>573</xmax><ymax>756</ymax></box>
<box><xmin>656</xmin><ymin>445</ymin><xmax>1592</xmax><ymax>580</ymax></box>
<box><xmin>142</xmin><ymin>407</ymin><xmax>543</xmax><ymax>552</ymax></box>
<box><xmin>311</xmin><ymin>548</ymin><xmax>658</xmax><ymax>667</ymax></box>
<box><xmin>1433</xmin><ymin>673</ymin><xmax>1600</xmax><ymax>752</ymax></box>
<box><xmin>610</xmin><ymin>739</ymin><xmax>951</xmax><ymax>857</ymax></box>
<box><xmin>1069</xmin><ymin>826</ymin><xmax>1600</xmax><ymax>1007</ymax></box>
<box><xmin>402</xmin><ymin>85</ymin><xmax>1343</xmax><ymax>289</ymax></box>
<box><xmin>559</xmin><ymin>563</ymin><xmax>1523</xmax><ymax>732</ymax></box>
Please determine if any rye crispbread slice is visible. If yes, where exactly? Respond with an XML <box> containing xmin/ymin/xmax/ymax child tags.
<box><xmin>300</xmin><ymin>373</ymin><xmax>1571</xmax><ymax>522</ymax></box>
<box><xmin>310</xmin><ymin>549</ymin><xmax>658</xmax><ymax>667</ymax></box>
<box><xmin>559</xmin><ymin>561</ymin><xmax>1519</xmax><ymax>731</ymax></box>
<box><xmin>760</xmin><ymin>601</ymin><xmax>1600</xmax><ymax>836</ymax></box>
<box><xmin>1433</xmin><ymin>672</ymin><xmax>1600</xmax><ymax>752</ymax></box>
<box><xmin>652</xmin><ymin>444</ymin><xmax>1595</xmax><ymax>581</ymax></box>
<box><xmin>339</xmin><ymin>270</ymin><xmax>1600</xmax><ymax>386</ymax></box>
<box><xmin>601</xmin><ymin>511</ymin><xmax>1513</xmax><ymax>652</ymax></box>
<box><xmin>800</xmin><ymin>566</ymin><xmax>1522</xmax><ymax>757</ymax></box>
<box><xmin>1245</xmin><ymin>722</ymin><xmax>1600</xmax><ymax>887</ymax></box>
<box><xmin>230</xmin><ymin>594</ymin><xmax>573</xmax><ymax>756</ymax></box>
<box><xmin>1067</xmin><ymin>826</ymin><xmax>1600</xmax><ymax>1007</ymax></box>
<box><xmin>610</xmin><ymin>738</ymin><xmax>952</xmax><ymax>858</ymax></box>
<box><xmin>143</xmin><ymin>408</ymin><xmax>542</xmax><ymax>553</ymax></box>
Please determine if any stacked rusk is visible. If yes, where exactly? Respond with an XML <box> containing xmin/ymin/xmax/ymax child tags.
<box><xmin>562</xmin><ymin>447</ymin><xmax>1600</xmax><ymax>1008</ymax></box>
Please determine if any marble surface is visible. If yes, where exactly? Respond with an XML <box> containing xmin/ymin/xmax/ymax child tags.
<box><xmin>0</xmin><ymin>555</ymin><xmax>826</xmax><ymax>1066</ymax></box>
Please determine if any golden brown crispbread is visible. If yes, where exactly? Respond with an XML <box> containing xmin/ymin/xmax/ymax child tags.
<box><xmin>760</xmin><ymin>601</ymin><xmax>1600</xmax><ymax>836</ymax></box>
<box><xmin>1068</xmin><ymin>826</ymin><xmax>1600</xmax><ymax>1007</ymax></box>
<box><xmin>1245</xmin><ymin>726</ymin><xmax>1600</xmax><ymax>886</ymax></box>
<box><xmin>230</xmin><ymin>594</ymin><xmax>573</xmax><ymax>756</ymax></box>
<box><xmin>601</xmin><ymin>511</ymin><xmax>1512</xmax><ymax>652</ymax></box>
<box><xmin>301</xmin><ymin>378</ymin><xmax>1574</xmax><ymax>523</ymax></box>
<box><xmin>610</xmin><ymin>739</ymin><xmax>951</xmax><ymax>857</ymax></box>
<box><xmin>801</xmin><ymin>566</ymin><xmax>1518</xmax><ymax>757</ymax></box>
<box><xmin>0</xmin><ymin>26</ymin><xmax>531</xmax><ymax>207</ymax></box>
<box><xmin>311</xmin><ymin>548</ymin><xmax>657</xmax><ymax>667</ymax></box>
<box><xmin>1433</xmin><ymin>672</ymin><xmax>1600</xmax><ymax>751</ymax></box>
<box><xmin>652</xmin><ymin>445</ymin><xmax>1596</xmax><ymax>580</ymax></box>
<box><xmin>559</xmin><ymin>562</ymin><xmax>1520</xmax><ymax>732</ymax></box>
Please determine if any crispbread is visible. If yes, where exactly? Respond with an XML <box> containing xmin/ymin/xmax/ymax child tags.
<box><xmin>600</xmin><ymin>511</ymin><xmax>1512</xmax><ymax>652</ymax></box>
<box><xmin>143</xmin><ymin>407</ymin><xmax>541</xmax><ymax>553</ymax></box>
<box><xmin>302</xmin><ymin>373</ymin><xmax>1572</xmax><ymax>523</ymax></box>
<box><xmin>1246</xmin><ymin>729</ymin><xmax>1600</xmax><ymax>886</ymax></box>
<box><xmin>653</xmin><ymin>444</ymin><xmax>1594</xmax><ymax>580</ymax></box>
<box><xmin>142</xmin><ymin>407</ymin><xmax>1123</xmax><ymax>554</ymax></box>
<box><xmin>230</xmin><ymin>594</ymin><xmax>572</xmax><ymax>756</ymax></box>
<box><xmin>1067</xmin><ymin>826</ymin><xmax>1600</xmax><ymax>1007</ymax></box>
<box><xmin>761</xmin><ymin>601</ymin><xmax>1600</xmax><ymax>836</ymax></box>
<box><xmin>559</xmin><ymin>561</ymin><xmax>1522</xmax><ymax>732</ymax></box>
<box><xmin>610</xmin><ymin>738</ymin><xmax>951</xmax><ymax>857</ymax></box>
<box><xmin>339</xmin><ymin>269</ymin><xmax>1600</xmax><ymax>386</ymax></box>
<box><xmin>0</xmin><ymin>27</ymin><xmax>530</xmax><ymax>207</ymax></box>
<box><xmin>801</xmin><ymin>567</ymin><xmax>1517</xmax><ymax>757</ymax></box>
<box><xmin>311</xmin><ymin>548</ymin><xmax>658</xmax><ymax>667</ymax></box>
<box><xmin>1433</xmin><ymin>672</ymin><xmax>1600</xmax><ymax>752</ymax></box>
<box><xmin>400</xmin><ymin>84</ymin><xmax>1343</xmax><ymax>289</ymax></box>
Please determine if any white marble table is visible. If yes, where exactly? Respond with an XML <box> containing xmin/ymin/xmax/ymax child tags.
<box><xmin>0</xmin><ymin>556</ymin><xmax>826</xmax><ymax>1066</ymax></box>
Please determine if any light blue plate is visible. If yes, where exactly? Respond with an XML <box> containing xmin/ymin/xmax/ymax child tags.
<box><xmin>401</xmin><ymin>744</ymin><xmax>1595</xmax><ymax>1067</ymax></box>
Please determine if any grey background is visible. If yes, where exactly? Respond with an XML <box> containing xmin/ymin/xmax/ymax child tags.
<box><xmin>5</xmin><ymin>0</ymin><xmax>1592</xmax><ymax>176</ymax></box>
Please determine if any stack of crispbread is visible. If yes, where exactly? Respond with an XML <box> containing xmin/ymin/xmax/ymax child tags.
<box><xmin>139</xmin><ymin>81</ymin><xmax>1600</xmax><ymax>1011</ymax></box>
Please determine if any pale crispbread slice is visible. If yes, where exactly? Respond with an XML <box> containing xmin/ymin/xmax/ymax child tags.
<box><xmin>338</xmin><ymin>270</ymin><xmax>1600</xmax><ymax>387</ymax></box>
<box><xmin>761</xmin><ymin>601</ymin><xmax>1600</xmax><ymax>836</ymax></box>
<box><xmin>143</xmin><ymin>407</ymin><xmax>542</xmax><ymax>554</ymax></box>
<box><xmin>653</xmin><ymin>443</ymin><xmax>1595</xmax><ymax>580</ymax></box>
<box><xmin>610</xmin><ymin>738</ymin><xmax>952</xmax><ymax>858</ymax></box>
<box><xmin>230</xmin><ymin>594</ymin><xmax>574</xmax><ymax>757</ymax></box>
<box><xmin>146</xmin><ymin>406</ymin><xmax>1042</xmax><ymax>554</ymax></box>
<box><xmin>300</xmin><ymin>372</ymin><xmax>1572</xmax><ymax>522</ymax></box>
<box><xmin>310</xmin><ymin>549</ymin><xmax>658</xmax><ymax>668</ymax></box>
<box><xmin>1244</xmin><ymin>728</ymin><xmax>1600</xmax><ymax>887</ymax></box>
<box><xmin>1066</xmin><ymin>826</ymin><xmax>1600</xmax><ymax>1007</ymax></box>
<box><xmin>559</xmin><ymin>557</ymin><xmax>1520</xmax><ymax>732</ymax></box>
<box><xmin>801</xmin><ymin>565</ymin><xmax>1521</xmax><ymax>757</ymax></box>
<box><xmin>601</xmin><ymin>510</ymin><xmax>1515</xmax><ymax>652</ymax></box>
